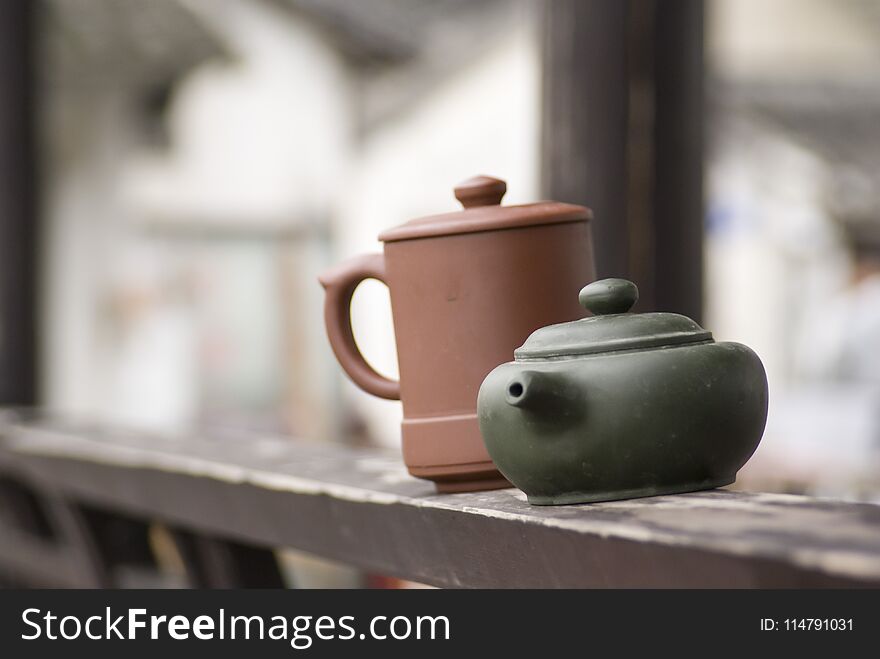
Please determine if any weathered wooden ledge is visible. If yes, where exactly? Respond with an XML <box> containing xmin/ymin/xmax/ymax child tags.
<box><xmin>1</xmin><ymin>410</ymin><xmax>879</xmax><ymax>588</ymax></box>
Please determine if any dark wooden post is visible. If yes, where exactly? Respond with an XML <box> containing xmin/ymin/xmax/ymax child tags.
<box><xmin>170</xmin><ymin>529</ymin><xmax>286</xmax><ymax>588</ymax></box>
<box><xmin>541</xmin><ymin>0</ymin><xmax>704</xmax><ymax>321</ymax></box>
<box><xmin>0</xmin><ymin>0</ymin><xmax>39</xmax><ymax>404</ymax></box>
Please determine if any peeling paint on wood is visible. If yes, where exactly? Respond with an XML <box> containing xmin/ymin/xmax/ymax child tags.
<box><xmin>1</xmin><ymin>412</ymin><xmax>879</xmax><ymax>588</ymax></box>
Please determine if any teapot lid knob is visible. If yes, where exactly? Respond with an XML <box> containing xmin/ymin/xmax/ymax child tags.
<box><xmin>454</xmin><ymin>175</ymin><xmax>507</xmax><ymax>208</ymax></box>
<box><xmin>579</xmin><ymin>278</ymin><xmax>639</xmax><ymax>315</ymax></box>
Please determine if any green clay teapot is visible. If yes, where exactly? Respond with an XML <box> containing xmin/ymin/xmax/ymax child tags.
<box><xmin>477</xmin><ymin>278</ymin><xmax>769</xmax><ymax>505</ymax></box>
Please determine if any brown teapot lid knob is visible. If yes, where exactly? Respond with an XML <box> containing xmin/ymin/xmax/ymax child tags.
<box><xmin>454</xmin><ymin>175</ymin><xmax>507</xmax><ymax>208</ymax></box>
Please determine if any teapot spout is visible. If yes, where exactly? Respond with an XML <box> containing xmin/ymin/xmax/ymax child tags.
<box><xmin>505</xmin><ymin>370</ymin><xmax>577</xmax><ymax>413</ymax></box>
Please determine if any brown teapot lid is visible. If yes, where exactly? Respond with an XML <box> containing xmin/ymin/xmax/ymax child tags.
<box><xmin>378</xmin><ymin>175</ymin><xmax>591</xmax><ymax>243</ymax></box>
<box><xmin>514</xmin><ymin>279</ymin><xmax>712</xmax><ymax>360</ymax></box>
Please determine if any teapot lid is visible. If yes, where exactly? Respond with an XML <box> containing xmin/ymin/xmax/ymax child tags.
<box><xmin>514</xmin><ymin>279</ymin><xmax>713</xmax><ymax>360</ymax></box>
<box><xmin>378</xmin><ymin>175</ymin><xmax>591</xmax><ymax>243</ymax></box>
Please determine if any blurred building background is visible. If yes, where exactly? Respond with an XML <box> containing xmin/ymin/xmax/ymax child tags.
<box><xmin>706</xmin><ymin>0</ymin><xmax>880</xmax><ymax>499</ymax></box>
<box><xmin>35</xmin><ymin>0</ymin><xmax>540</xmax><ymax>451</ymax></box>
<box><xmin>1</xmin><ymin>0</ymin><xmax>878</xmax><ymax>541</ymax></box>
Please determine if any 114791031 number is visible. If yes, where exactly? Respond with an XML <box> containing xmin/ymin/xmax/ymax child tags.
<box><xmin>761</xmin><ymin>618</ymin><xmax>854</xmax><ymax>631</ymax></box>
<box><xmin>761</xmin><ymin>619</ymin><xmax>854</xmax><ymax>631</ymax></box>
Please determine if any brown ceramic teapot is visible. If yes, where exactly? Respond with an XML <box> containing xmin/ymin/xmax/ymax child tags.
<box><xmin>319</xmin><ymin>175</ymin><xmax>595</xmax><ymax>492</ymax></box>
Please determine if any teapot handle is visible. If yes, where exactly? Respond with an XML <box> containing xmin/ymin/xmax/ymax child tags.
<box><xmin>318</xmin><ymin>253</ymin><xmax>401</xmax><ymax>400</ymax></box>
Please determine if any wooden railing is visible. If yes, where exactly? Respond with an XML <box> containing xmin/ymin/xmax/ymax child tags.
<box><xmin>1</xmin><ymin>409</ymin><xmax>879</xmax><ymax>588</ymax></box>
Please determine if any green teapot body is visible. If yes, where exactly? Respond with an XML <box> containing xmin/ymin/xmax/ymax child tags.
<box><xmin>477</xmin><ymin>279</ymin><xmax>769</xmax><ymax>505</ymax></box>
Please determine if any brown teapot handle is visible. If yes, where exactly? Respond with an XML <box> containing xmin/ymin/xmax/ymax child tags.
<box><xmin>318</xmin><ymin>253</ymin><xmax>401</xmax><ymax>400</ymax></box>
